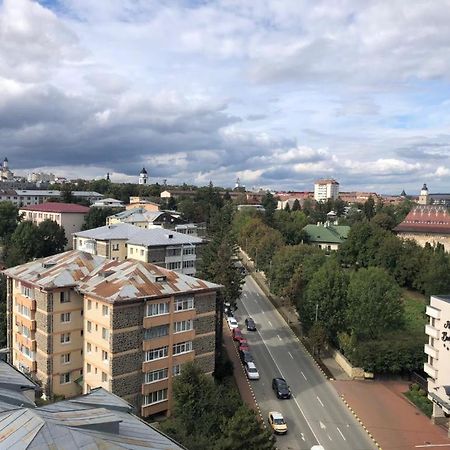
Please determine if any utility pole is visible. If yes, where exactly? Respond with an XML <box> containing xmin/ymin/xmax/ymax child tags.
<box><xmin>315</xmin><ymin>302</ymin><xmax>319</xmax><ymax>322</ymax></box>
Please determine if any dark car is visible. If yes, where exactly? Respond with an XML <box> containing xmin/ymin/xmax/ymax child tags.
<box><xmin>245</xmin><ymin>317</ymin><xmax>256</xmax><ymax>331</ymax></box>
<box><xmin>239</xmin><ymin>349</ymin><xmax>254</xmax><ymax>364</ymax></box>
<box><xmin>272</xmin><ymin>377</ymin><xmax>291</xmax><ymax>399</ymax></box>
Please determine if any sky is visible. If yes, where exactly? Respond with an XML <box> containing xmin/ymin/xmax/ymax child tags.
<box><xmin>1</xmin><ymin>0</ymin><xmax>450</xmax><ymax>194</ymax></box>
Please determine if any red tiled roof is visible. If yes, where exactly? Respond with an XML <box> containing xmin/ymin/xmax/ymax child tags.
<box><xmin>19</xmin><ymin>202</ymin><xmax>90</xmax><ymax>214</ymax></box>
<box><xmin>394</xmin><ymin>206</ymin><xmax>450</xmax><ymax>234</ymax></box>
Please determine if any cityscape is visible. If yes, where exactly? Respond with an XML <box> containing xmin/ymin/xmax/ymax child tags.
<box><xmin>1</xmin><ymin>1</ymin><xmax>450</xmax><ymax>450</ymax></box>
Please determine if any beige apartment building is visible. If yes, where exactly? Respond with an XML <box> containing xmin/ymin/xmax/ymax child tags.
<box><xmin>19</xmin><ymin>202</ymin><xmax>90</xmax><ymax>249</ymax></box>
<box><xmin>3</xmin><ymin>250</ymin><xmax>219</xmax><ymax>418</ymax></box>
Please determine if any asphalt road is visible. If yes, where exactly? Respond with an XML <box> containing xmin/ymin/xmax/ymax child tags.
<box><xmin>235</xmin><ymin>275</ymin><xmax>377</xmax><ymax>450</ymax></box>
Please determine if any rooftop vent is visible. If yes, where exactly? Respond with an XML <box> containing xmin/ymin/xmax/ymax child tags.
<box><xmin>99</xmin><ymin>270</ymin><xmax>115</xmax><ymax>278</ymax></box>
<box><xmin>165</xmin><ymin>234</ymin><xmax>174</xmax><ymax>239</ymax></box>
<box><xmin>42</xmin><ymin>262</ymin><xmax>57</xmax><ymax>269</ymax></box>
<box><xmin>151</xmin><ymin>275</ymin><xmax>167</xmax><ymax>283</ymax></box>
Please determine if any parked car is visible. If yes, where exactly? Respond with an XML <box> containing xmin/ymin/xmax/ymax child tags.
<box><xmin>245</xmin><ymin>317</ymin><xmax>256</xmax><ymax>331</ymax></box>
<box><xmin>232</xmin><ymin>328</ymin><xmax>243</xmax><ymax>341</ymax></box>
<box><xmin>272</xmin><ymin>377</ymin><xmax>291</xmax><ymax>399</ymax></box>
<box><xmin>245</xmin><ymin>362</ymin><xmax>260</xmax><ymax>380</ymax></box>
<box><xmin>227</xmin><ymin>317</ymin><xmax>238</xmax><ymax>330</ymax></box>
<box><xmin>238</xmin><ymin>341</ymin><xmax>250</xmax><ymax>352</ymax></box>
<box><xmin>239</xmin><ymin>349</ymin><xmax>254</xmax><ymax>364</ymax></box>
<box><xmin>268</xmin><ymin>411</ymin><xmax>288</xmax><ymax>434</ymax></box>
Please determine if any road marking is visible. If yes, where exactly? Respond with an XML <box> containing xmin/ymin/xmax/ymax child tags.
<box><xmin>300</xmin><ymin>433</ymin><xmax>305</xmax><ymax>441</ymax></box>
<box><xmin>301</xmin><ymin>371</ymin><xmax>307</xmax><ymax>380</ymax></box>
<box><xmin>268</xmin><ymin>320</ymin><xmax>273</xmax><ymax>327</ymax></box>
<box><xmin>262</xmin><ymin>310</ymin><xmax>265</xmax><ymax>315</ymax></box>
<box><xmin>288</xmin><ymin>351</ymin><xmax>293</xmax><ymax>359</ymax></box>
<box><xmin>328</xmin><ymin>434</ymin><xmax>332</xmax><ymax>441</ymax></box>
<box><xmin>277</xmin><ymin>334</ymin><xmax>282</xmax><ymax>341</ymax></box>
<box><xmin>320</xmin><ymin>421</ymin><xmax>326</xmax><ymax>429</ymax></box>
<box><xmin>317</xmin><ymin>396</ymin><xmax>324</xmax><ymax>407</ymax></box>
<box><xmin>336</xmin><ymin>426</ymin><xmax>346</xmax><ymax>441</ymax></box>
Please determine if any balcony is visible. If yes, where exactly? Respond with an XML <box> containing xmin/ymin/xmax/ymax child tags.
<box><xmin>424</xmin><ymin>362</ymin><xmax>437</xmax><ymax>379</ymax></box>
<box><xmin>426</xmin><ymin>305</ymin><xmax>441</xmax><ymax>320</ymax></box>
<box><xmin>425</xmin><ymin>324</ymin><xmax>440</xmax><ymax>340</ymax></box>
<box><xmin>424</xmin><ymin>344</ymin><xmax>439</xmax><ymax>360</ymax></box>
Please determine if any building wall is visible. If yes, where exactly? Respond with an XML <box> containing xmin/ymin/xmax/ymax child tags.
<box><xmin>397</xmin><ymin>232</ymin><xmax>450</xmax><ymax>253</ymax></box>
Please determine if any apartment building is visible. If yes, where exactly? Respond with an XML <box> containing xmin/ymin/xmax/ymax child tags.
<box><xmin>314</xmin><ymin>178</ymin><xmax>339</xmax><ymax>202</ymax></box>
<box><xmin>107</xmin><ymin>208</ymin><xmax>184</xmax><ymax>229</ymax></box>
<box><xmin>0</xmin><ymin>189</ymin><xmax>103</xmax><ymax>206</ymax></box>
<box><xmin>19</xmin><ymin>202</ymin><xmax>90</xmax><ymax>249</ymax></box>
<box><xmin>425</xmin><ymin>295</ymin><xmax>450</xmax><ymax>428</ymax></box>
<box><xmin>3</xmin><ymin>250</ymin><xmax>220</xmax><ymax>418</ymax></box>
<box><xmin>73</xmin><ymin>223</ymin><xmax>203</xmax><ymax>276</ymax></box>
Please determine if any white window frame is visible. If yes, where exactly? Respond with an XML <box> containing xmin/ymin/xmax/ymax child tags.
<box><xmin>60</xmin><ymin>291</ymin><xmax>70</xmax><ymax>303</ymax></box>
<box><xmin>61</xmin><ymin>353</ymin><xmax>70</xmax><ymax>364</ymax></box>
<box><xmin>143</xmin><ymin>389</ymin><xmax>168</xmax><ymax>406</ymax></box>
<box><xmin>174</xmin><ymin>296</ymin><xmax>194</xmax><ymax>312</ymax></box>
<box><xmin>146</xmin><ymin>302</ymin><xmax>170</xmax><ymax>317</ymax></box>
<box><xmin>102</xmin><ymin>327</ymin><xmax>109</xmax><ymax>340</ymax></box>
<box><xmin>102</xmin><ymin>305</ymin><xmax>109</xmax><ymax>316</ymax></box>
<box><xmin>145</xmin><ymin>346</ymin><xmax>168</xmax><ymax>362</ymax></box>
<box><xmin>60</xmin><ymin>333</ymin><xmax>71</xmax><ymax>344</ymax></box>
<box><xmin>60</xmin><ymin>312</ymin><xmax>71</xmax><ymax>323</ymax></box>
<box><xmin>173</xmin><ymin>341</ymin><xmax>193</xmax><ymax>355</ymax></box>
<box><xmin>173</xmin><ymin>364</ymin><xmax>181</xmax><ymax>376</ymax></box>
<box><xmin>102</xmin><ymin>350</ymin><xmax>108</xmax><ymax>363</ymax></box>
<box><xmin>144</xmin><ymin>368</ymin><xmax>169</xmax><ymax>384</ymax></box>
<box><xmin>60</xmin><ymin>372</ymin><xmax>71</xmax><ymax>384</ymax></box>
<box><xmin>174</xmin><ymin>320</ymin><xmax>193</xmax><ymax>333</ymax></box>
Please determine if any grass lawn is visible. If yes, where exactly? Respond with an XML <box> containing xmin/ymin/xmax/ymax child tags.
<box><xmin>404</xmin><ymin>387</ymin><xmax>433</xmax><ymax>417</ymax></box>
<box><xmin>402</xmin><ymin>289</ymin><xmax>427</xmax><ymax>334</ymax></box>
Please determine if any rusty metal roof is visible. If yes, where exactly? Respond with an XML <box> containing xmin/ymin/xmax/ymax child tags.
<box><xmin>2</xmin><ymin>250</ymin><xmax>221</xmax><ymax>302</ymax></box>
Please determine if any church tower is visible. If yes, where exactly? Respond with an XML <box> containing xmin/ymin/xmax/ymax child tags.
<box><xmin>3</xmin><ymin>157</ymin><xmax>8</xmax><ymax>169</ymax></box>
<box><xmin>418</xmin><ymin>183</ymin><xmax>430</xmax><ymax>205</ymax></box>
<box><xmin>139</xmin><ymin>167</ymin><xmax>148</xmax><ymax>185</ymax></box>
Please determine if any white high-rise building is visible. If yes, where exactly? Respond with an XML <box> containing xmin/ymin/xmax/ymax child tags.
<box><xmin>314</xmin><ymin>178</ymin><xmax>339</xmax><ymax>202</ymax></box>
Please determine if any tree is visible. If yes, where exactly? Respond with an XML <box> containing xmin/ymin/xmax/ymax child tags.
<box><xmin>302</xmin><ymin>259</ymin><xmax>349</xmax><ymax>340</ymax></box>
<box><xmin>0</xmin><ymin>202</ymin><xmax>21</xmax><ymax>243</ymax></box>
<box><xmin>308</xmin><ymin>322</ymin><xmax>328</xmax><ymax>356</ymax></box>
<box><xmin>82</xmin><ymin>207</ymin><xmax>123</xmax><ymax>230</ymax></box>
<box><xmin>7</xmin><ymin>222</ymin><xmax>42</xmax><ymax>265</ymax></box>
<box><xmin>363</xmin><ymin>196</ymin><xmax>375</xmax><ymax>220</ymax></box>
<box><xmin>38</xmin><ymin>220</ymin><xmax>67</xmax><ymax>256</ymax></box>
<box><xmin>292</xmin><ymin>199</ymin><xmax>301</xmax><ymax>211</ymax></box>
<box><xmin>261</xmin><ymin>192</ymin><xmax>277</xmax><ymax>224</ymax></box>
<box><xmin>60</xmin><ymin>184</ymin><xmax>74</xmax><ymax>203</ymax></box>
<box><xmin>346</xmin><ymin>267</ymin><xmax>403</xmax><ymax>340</ymax></box>
<box><xmin>284</xmin><ymin>202</ymin><xmax>291</xmax><ymax>212</ymax></box>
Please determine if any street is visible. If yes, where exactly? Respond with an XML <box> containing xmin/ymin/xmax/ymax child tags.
<box><xmin>235</xmin><ymin>275</ymin><xmax>377</xmax><ymax>450</ymax></box>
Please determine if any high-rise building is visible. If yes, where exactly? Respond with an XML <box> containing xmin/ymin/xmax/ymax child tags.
<box><xmin>4</xmin><ymin>250</ymin><xmax>219</xmax><ymax>418</ymax></box>
<box><xmin>314</xmin><ymin>178</ymin><xmax>339</xmax><ymax>202</ymax></box>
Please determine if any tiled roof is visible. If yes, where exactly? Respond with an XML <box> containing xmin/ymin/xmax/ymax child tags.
<box><xmin>2</xmin><ymin>250</ymin><xmax>220</xmax><ymax>301</ymax></box>
<box><xmin>19</xmin><ymin>202</ymin><xmax>90</xmax><ymax>213</ymax></box>
<box><xmin>303</xmin><ymin>224</ymin><xmax>350</xmax><ymax>244</ymax></box>
<box><xmin>395</xmin><ymin>205</ymin><xmax>450</xmax><ymax>234</ymax></box>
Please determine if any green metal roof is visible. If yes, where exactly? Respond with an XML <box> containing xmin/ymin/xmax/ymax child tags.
<box><xmin>303</xmin><ymin>224</ymin><xmax>350</xmax><ymax>244</ymax></box>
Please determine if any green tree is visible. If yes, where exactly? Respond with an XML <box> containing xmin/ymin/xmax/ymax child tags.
<box><xmin>0</xmin><ymin>202</ymin><xmax>21</xmax><ymax>243</ymax></box>
<box><xmin>346</xmin><ymin>267</ymin><xmax>403</xmax><ymax>340</ymax></box>
<box><xmin>261</xmin><ymin>192</ymin><xmax>277</xmax><ymax>224</ymax></box>
<box><xmin>7</xmin><ymin>222</ymin><xmax>42</xmax><ymax>265</ymax></box>
<box><xmin>308</xmin><ymin>322</ymin><xmax>328</xmax><ymax>356</ymax></box>
<box><xmin>284</xmin><ymin>202</ymin><xmax>291</xmax><ymax>212</ymax></box>
<box><xmin>38</xmin><ymin>220</ymin><xmax>67</xmax><ymax>256</ymax></box>
<box><xmin>292</xmin><ymin>199</ymin><xmax>301</xmax><ymax>211</ymax></box>
<box><xmin>217</xmin><ymin>405</ymin><xmax>275</xmax><ymax>450</ymax></box>
<box><xmin>363</xmin><ymin>196</ymin><xmax>375</xmax><ymax>220</ymax></box>
<box><xmin>60</xmin><ymin>184</ymin><xmax>74</xmax><ymax>203</ymax></box>
<box><xmin>302</xmin><ymin>259</ymin><xmax>349</xmax><ymax>340</ymax></box>
<box><xmin>82</xmin><ymin>207</ymin><xmax>123</xmax><ymax>230</ymax></box>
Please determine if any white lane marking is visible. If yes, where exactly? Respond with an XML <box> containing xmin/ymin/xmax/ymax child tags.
<box><xmin>288</xmin><ymin>351</ymin><xmax>293</xmax><ymax>359</ymax></box>
<box><xmin>268</xmin><ymin>320</ymin><xmax>273</xmax><ymax>327</ymax></box>
<box><xmin>328</xmin><ymin>434</ymin><xmax>332</xmax><ymax>441</ymax></box>
<box><xmin>238</xmin><ymin>293</ymin><xmax>322</xmax><ymax>446</ymax></box>
<box><xmin>301</xmin><ymin>371</ymin><xmax>307</xmax><ymax>380</ymax></box>
<box><xmin>262</xmin><ymin>310</ymin><xmax>265</xmax><ymax>315</ymax></box>
<box><xmin>319</xmin><ymin>421</ymin><xmax>326</xmax><ymax>430</ymax></box>
<box><xmin>336</xmin><ymin>426</ymin><xmax>346</xmax><ymax>441</ymax></box>
<box><xmin>277</xmin><ymin>334</ymin><xmax>282</xmax><ymax>341</ymax></box>
<box><xmin>317</xmin><ymin>396</ymin><xmax>324</xmax><ymax>407</ymax></box>
<box><xmin>300</xmin><ymin>433</ymin><xmax>305</xmax><ymax>441</ymax></box>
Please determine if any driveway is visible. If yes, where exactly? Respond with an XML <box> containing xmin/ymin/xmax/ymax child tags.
<box><xmin>333</xmin><ymin>379</ymin><xmax>450</xmax><ymax>449</ymax></box>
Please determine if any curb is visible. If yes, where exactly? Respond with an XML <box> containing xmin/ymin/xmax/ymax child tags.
<box><xmin>340</xmin><ymin>394</ymin><xmax>382</xmax><ymax>449</ymax></box>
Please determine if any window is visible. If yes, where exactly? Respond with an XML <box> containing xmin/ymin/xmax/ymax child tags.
<box><xmin>102</xmin><ymin>305</ymin><xmax>109</xmax><ymax>316</ymax></box>
<box><xmin>167</xmin><ymin>261</ymin><xmax>181</xmax><ymax>270</ymax></box>
<box><xmin>102</xmin><ymin>372</ymin><xmax>108</xmax><ymax>382</ymax></box>
<box><xmin>167</xmin><ymin>248</ymin><xmax>181</xmax><ymax>257</ymax></box>
<box><xmin>102</xmin><ymin>350</ymin><xmax>108</xmax><ymax>362</ymax></box>
<box><xmin>60</xmin><ymin>333</ymin><xmax>70</xmax><ymax>344</ymax></box>
<box><xmin>60</xmin><ymin>291</ymin><xmax>70</xmax><ymax>303</ymax></box>
<box><xmin>87</xmin><ymin>363</ymin><xmax>91</xmax><ymax>373</ymax></box>
<box><xmin>146</xmin><ymin>302</ymin><xmax>169</xmax><ymax>317</ymax></box>
<box><xmin>21</xmin><ymin>325</ymin><xmax>31</xmax><ymax>339</ymax></box>
<box><xmin>60</xmin><ymin>372</ymin><xmax>71</xmax><ymax>384</ymax></box>
<box><xmin>173</xmin><ymin>364</ymin><xmax>181</xmax><ymax>376</ymax></box>
<box><xmin>174</xmin><ymin>320</ymin><xmax>193</xmax><ymax>333</ymax></box>
<box><xmin>144</xmin><ymin>324</ymin><xmax>169</xmax><ymax>340</ymax></box>
<box><xmin>145</xmin><ymin>346</ymin><xmax>168</xmax><ymax>362</ymax></box>
<box><xmin>21</xmin><ymin>285</ymin><xmax>34</xmax><ymax>299</ymax></box>
<box><xmin>112</xmin><ymin>243</ymin><xmax>119</xmax><ymax>251</ymax></box>
<box><xmin>61</xmin><ymin>353</ymin><xmax>70</xmax><ymax>364</ymax></box>
<box><xmin>183</xmin><ymin>247</ymin><xmax>195</xmax><ymax>255</ymax></box>
<box><xmin>87</xmin><ymin>321</ymin><xmax>92</xmax><ymax>332</ymax></box>
<box><xmin>86</xmin><ymin>342</ymin><xmax>91</xmax><ymax>353</ymax></box>
<box><xmin>173</xmin><ymin>341</ymin><xmax>193</xmax><ymax>355</ymax></box>
<box><xmin>144</xmin><ymin>368</ymin><xmax>168</xmax><ymax>384</ymax></box>
<box><xmin>174</xmin><ymin>296</ymin><xmax>194</xmax><ymax>312</ymax></box>
<box><xmin>130</xmin><ymin>248</ymin><xmax>134</xmax><ymax>254</ymax></box>
<box><xmin>60</xmin><ymin>312</ymin><xmax>71</xmax><ymax>323</ymax></box>
<box><xmin>143</xmin><ymin>389</ymin><xmax>168</xmax><ymax>406</ymax></box>
<box><xmin>182</xmin><ymin>260</ymin><xmax>194</xmax><ymax>269</ymax></box>
<box><xmin>102</xmin><ymin>327</ymin><xmax>109</xmax><ymax>340</ymax></box>
<box><xmin>140</xmin><ymin>249</ymin><xmax>144</xmax><ymax>256</ymax></box>
<box><xmin>87</xmin><ymin>300</ymin><xmax>92</xmax><ymax>310</ymax></box>
<box><xmin>17</xmin><ymin>304</ymin><xmax>31</xmax><ymax>318</ymax></box>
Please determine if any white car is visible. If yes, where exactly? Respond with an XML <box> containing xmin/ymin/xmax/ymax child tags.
<box><xmin>227</xmin><ymin>317</ymin><xmax>238</xmax><ymax>330</ymax></box>
<box><xmin>245</xmin><ymin>361</ymin><xmax>260</xmax><ymax>380</ymax></box>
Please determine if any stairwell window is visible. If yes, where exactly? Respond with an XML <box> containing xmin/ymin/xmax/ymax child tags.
<box><xmin>60</xmin><ymin>312</ymin><xmax>71</xmax><ymax>323</ymax></box>
<box><xmin>60</xmin><ymin>372</ymin><xmax>71</xmax><ymax>384</ymax></box>
<box><xmin>60</xmin><ymin>333</ymin><xmax>70</xmax><ymax>344</ymax></box>
<box><xmin>61</xmin><ymin>353</ymin><xmax>70</xmax><ymax>364</ymax></box>
<box><xmin>60</xmin><ymin>291</ymin><xmax>70</xmax><ymax>303</ymax></box>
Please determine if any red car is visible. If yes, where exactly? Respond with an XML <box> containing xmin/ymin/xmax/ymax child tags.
<box><xmin>232</xmin><ymin>328</ymin><xmax>243</xmax><ymax>342</ymax></box>
<box><xmin>239</xmin><ymin>341</ymin><xmax>250</xmax><ymax>352</ymax></box>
